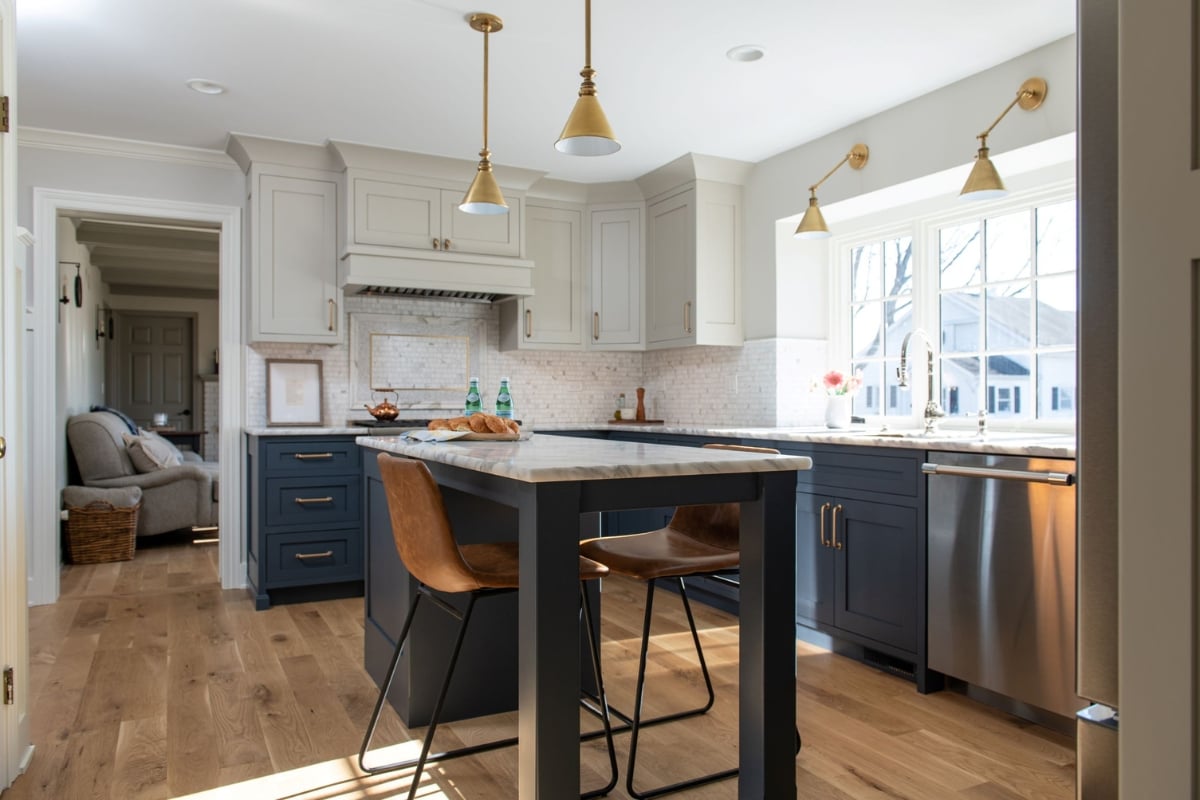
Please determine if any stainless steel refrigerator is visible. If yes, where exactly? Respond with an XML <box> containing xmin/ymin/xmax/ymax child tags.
<box><xmin>1077</xmin><ymin>1</ymin><xmax>1119</xmax><ymax>795</ymax></box>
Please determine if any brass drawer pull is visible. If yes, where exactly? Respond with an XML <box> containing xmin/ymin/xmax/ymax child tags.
<box><xmin>819</xmin><ymin>502</ymin><xmax>831</xmax><ymax>548</ymax></box>
<box><xmin>525</xmin><ymin>308</ymin><xmax>533</xmax><ymax>338</ymax></box>
<box><xmin>294</xmin><ymin>496</ymin><xmax>334</xmax><ymax>505</ymax></box>
<box><xmin>831</xmin><ymin>504</ymin><xmax>844</xmax><ymax>550</ymax></box>
<box><xmin>294</xmin><ymin>550</ymin><xmax>334</xmax><ymax>560</ymax></box>
<box><xmin>328</xmin><ymin>298</ymin><xmax>336</xmax><ymax>332</ymax></box>
<box><xmin>593</xmin><ymin>311</ymin><xmax>600</xmax><ymax>341</ymax></box>
<box><xmin>443</xmin><ymin>238</ymin><xmax>451</xmax><ymax>250</ymax></box>
<box><xmin>432</xmin><ymin>237</ymin><xmax>441</xmax><ymax>250</ymax></box>
<box><xmin>293</xmin><ymin>452</ymin><xmax>333</xmax><ymax>460</ymax></box>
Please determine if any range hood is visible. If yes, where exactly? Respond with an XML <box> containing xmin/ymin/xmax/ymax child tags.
<box><xmin>339</xmin><ymin>251</ymin><xmax>535</xmax><ymax>303</ymax></box>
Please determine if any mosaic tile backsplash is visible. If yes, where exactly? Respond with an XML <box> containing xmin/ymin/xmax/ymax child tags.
<box><xmin>245</xmin><ymin>295</ymin><xmax>828</xmax><ymax>428</ymax></box>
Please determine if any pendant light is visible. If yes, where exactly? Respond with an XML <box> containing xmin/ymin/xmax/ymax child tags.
<box><xmin>959</xmin><ymin>77</ymin><xmax>1048</xmax><ymax>201</ymax></box>
<box><xmin>460</xmin><ymin>13</ymin><xmax>508</xmax><ymax>215</ymax></box>
<box><xmin>794</xmin><ymin>144</ymin><xmax>869</xmax><ymax>240</ymax></box>
<box><xmin>555</xmin><ymin>0</ymin><xmax>620</xmax><ymax>156</ymax></box>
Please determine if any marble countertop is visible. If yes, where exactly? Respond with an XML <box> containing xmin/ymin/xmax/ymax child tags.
<box><xmin>246</xmin><ymin>422</ymin><xmax>1075</xmax><ymax>459</ymax></box>
<box><xmin>357</xmin><ymin>434</ymin><xmax>812</xmax><ymax>483</ymax></box>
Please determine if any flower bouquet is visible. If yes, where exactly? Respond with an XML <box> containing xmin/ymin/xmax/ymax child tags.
<box><xmin>814</xmin><ymin>369</ymin><xmax>861</xmax><ymax>428</ymax></box>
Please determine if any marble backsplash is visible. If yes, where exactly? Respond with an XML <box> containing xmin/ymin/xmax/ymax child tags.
<box><xmin>245</xmin><ymin>294</ymin><xmax>829</xmax><ymax>428</ymax></box>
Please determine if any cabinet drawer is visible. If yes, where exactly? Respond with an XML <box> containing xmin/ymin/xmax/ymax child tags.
<box><xmin>264</xmin><ymin>476</ymin><xmax>361</xmax><ymax>529</ymax></box>
<box><xmin>797</xmin><ymin>449</ymin><xmax>919</xmax><ymax>498</ymax></box>
<box><xmin>261</xmin><ymin>439</ymin><xmax>359</xmax><ymax>476</ymax></box>
<box><xmin>266</xmin><ymin>530</ymin><xmax>362</xmax><ymax>586</ymax></box>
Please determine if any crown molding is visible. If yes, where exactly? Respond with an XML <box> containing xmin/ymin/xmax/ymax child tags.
<box><xmin>18</xmin><ymin>127</ymin><xmax>240</xmax><ymax>170</ymax></box>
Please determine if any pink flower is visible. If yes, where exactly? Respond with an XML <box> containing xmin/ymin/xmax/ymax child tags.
<box><xmin>814</xmin><ymin>368</ymin><xmax>864</xmax><ymax>396</ymax></box>
<box><xmin>823</xmin><ymin>371</ymin><xmax>845</xmax><ymax>391</ymax></box>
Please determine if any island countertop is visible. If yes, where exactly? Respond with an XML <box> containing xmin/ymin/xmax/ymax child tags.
<box><xmin>355</xmin><ymin>433</ymin><xmax>812</xmax><ymax>483</ymax></box>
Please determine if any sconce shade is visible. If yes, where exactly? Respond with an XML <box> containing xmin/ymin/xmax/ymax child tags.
<box><xmin>959</xmin><ymin>145</ymin><xmax>1007</xmax><ymax>201</ymax></box>
<box><xmin>460</xmin><ymin>154</ymin><xmax>508</xmax><ymax>215</ymax></box>
<box><xmin>794</xmin><ymin>197</ymin><xmax>830</xmax><ymax>240</ymax></box>
<box><xmin>556</xmin><ymin>92</ymin><xmax>620</xmax><ymax>155</ymax></box>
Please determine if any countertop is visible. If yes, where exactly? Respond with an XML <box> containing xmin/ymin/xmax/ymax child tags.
<box><xmin>356</xmin><ymin>434</ymin><xmax>812</xmax><ymax>483</ymax></box>
<box><xmin>246</xmin><ymin>422</ymin><xmax>1075</xmax><ymax>458</ymax></box>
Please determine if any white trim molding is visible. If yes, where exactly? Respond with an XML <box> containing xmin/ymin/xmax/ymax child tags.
<box><xmin>30</xmin><ymin>188</ymin><xmax>245</xmax><ymax>604</ymax></box>
<box><xmin>19</xmin><ymin>128</ymin><xmax>240</xmax><ymax>171</ymax></box>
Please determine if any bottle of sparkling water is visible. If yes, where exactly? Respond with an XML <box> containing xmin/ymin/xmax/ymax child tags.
<box><xmin>495</xmin><ymin>377</ymin><xmax>513</xmax><ymax>419</ymax></box>
<box><xmin>464</xmin><ymin>377</ymin><xmax>482</xmax><ymax>416</ymax></box>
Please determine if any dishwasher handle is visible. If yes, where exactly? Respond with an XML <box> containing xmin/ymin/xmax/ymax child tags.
<box><xmin>922</xmin><ymin>462</ymin><xmax>1075</xmax><ymax>486</ymax></box>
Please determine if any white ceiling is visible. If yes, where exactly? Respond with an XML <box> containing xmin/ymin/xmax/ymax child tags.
<box><xmin>17</xmin><ymin>0</ymin><xmax>1075</xmax><ymax>185</ymax></box>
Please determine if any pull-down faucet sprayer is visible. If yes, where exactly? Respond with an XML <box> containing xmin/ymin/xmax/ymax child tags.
<box><xmin>897</xmin><ymin>329</ymin><xmax>946</xmax><ymax>436</ymax></box>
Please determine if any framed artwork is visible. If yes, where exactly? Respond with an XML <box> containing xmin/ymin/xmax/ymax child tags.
<box><xmin>266</xmin><ymin>359</ymin><xmax>324</xmax><ymax>426</ymax></box>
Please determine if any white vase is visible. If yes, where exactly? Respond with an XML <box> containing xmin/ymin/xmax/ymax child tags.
<box><xmin>825</xmin><ymin>395</ymin><xmax>852</xmax><ymax>429</ymax></box>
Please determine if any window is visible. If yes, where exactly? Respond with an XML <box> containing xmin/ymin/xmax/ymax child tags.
<box><xmin>837</xmin><ymin>190</ymin><xmax>1076</xmax><ymax>425</ymax></box>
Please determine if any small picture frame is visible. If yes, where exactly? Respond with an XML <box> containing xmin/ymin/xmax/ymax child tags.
<box><xmin>266</xmin><ymin>359</ymin><xmax>324</xmax><ymax>427</ymax></box>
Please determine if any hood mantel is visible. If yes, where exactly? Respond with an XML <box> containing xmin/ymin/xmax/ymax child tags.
<box><xmin>339</xmin><ymin>250</ymin><xmax>534</xmax><ymax>302</ymax></box>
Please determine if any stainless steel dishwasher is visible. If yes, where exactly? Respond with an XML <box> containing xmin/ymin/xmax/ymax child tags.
<box><xmin>924</xmin><ymin>452</ymin><xmax>1081</xmax><ymax>719</ymax></box>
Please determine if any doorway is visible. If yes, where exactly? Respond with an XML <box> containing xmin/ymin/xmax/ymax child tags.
<box><xmin>30</xmin><ymin>189</ymin><xmax>243</xmax><ymax>606</ymax></box>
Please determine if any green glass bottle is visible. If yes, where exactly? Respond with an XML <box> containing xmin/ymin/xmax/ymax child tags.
<box><xmin>495</xmin><ymin>377</ymin><xmax>513</xmax><ymax>419</ymax></box>
<box><xmin>464</xmin><ymin>376</ymin><xmax>482</xmax><ymax>416</ymax></box>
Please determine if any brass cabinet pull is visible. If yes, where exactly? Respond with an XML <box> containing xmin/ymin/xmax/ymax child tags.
<box><xmin>593</xmin><ymin>311</ymin><xmax>600</xmax><ymax>341</ymax></box>
<box><xmin>0</xmin><ymin>436</ymin><xmax>6</xmax><ymax>460</ymax></box>
<box><xmin>294</xmin><ymin>550</ymin><xmax>334</xmax><ymax>560</ymax></box>
<box><xmin>684</xmin><ymin>300</ymin><xmax>692</xmax><ymax>334</ymax></box>
<box><xmin>525</xmin><ymin>308</ymin><xmax>533</xmax><ymax>338</ymax></box>
<box><xmin>443</xmin><ymin>238</ymin><xmax>451</xmax><ymax>250</ymax></box>
<box><xmin>819</xmin><ymin>502</ymin><xmax>831</xmax><ymax>548</ymax></box>
<box><xmin>432</xmin><ymin>237</ymin><xmax>441</xmax><ymax>250</ymax></box>
<box><xmin>293</xmin><ymin>452</ymin><xmax>333</xmax><ymax>460</ymax></box>
<box><xmin>328</xmin><ymin>298</ymin><xmax>336</xmax><ymax>332</ymax></box>
<box><xmin>831</xmin><ymin>504</ymin><xmax>844</xmax><ymax>550</ymax></box>
<box><xmin>294</xmin><ymin>496</ymin><xmax>334</xmax><ymax>505</ymax></box>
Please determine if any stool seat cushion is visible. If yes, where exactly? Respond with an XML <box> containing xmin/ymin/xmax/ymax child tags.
<box><xmin>459</xmin><ymin>542</ymin><xmax>609</xmax><ymax>589</ymax></box>
<box><xmin>580</xmin><ymin>527</ymin><xmax>739</xmax><ymax>581</ymax></box>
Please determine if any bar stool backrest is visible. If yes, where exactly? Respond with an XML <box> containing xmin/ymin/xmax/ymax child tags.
<box><xmin>665</xmin><ymin>443</ymin><xmax>782</xmax><ymax>550</ymax></box>
<box><xmin>378</xmin><ymin>453</ymin><xmax>484</xmax><ymax>593</ymax></box>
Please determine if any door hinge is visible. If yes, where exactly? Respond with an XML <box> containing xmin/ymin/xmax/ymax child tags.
<box><xmin>3</xmin><ymin>667</ymin><xmax>13</xmax><ymax>705</ymax></box>
<box><xmin>0</xmin><ymin>97</ymin><xmax>10</xmax><ymax>133</ymax></box>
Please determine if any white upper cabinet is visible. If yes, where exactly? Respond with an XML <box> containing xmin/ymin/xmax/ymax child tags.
<box><xmin>351</xmin><ymin>177</ymin><xmax>521</xmax><ymax>257</ymax></box>
<box><xmin>500</xmin><ymin>203</ymin><xmax>584</xmax><ymax>350</ymax></box>
<box><xmin>644</xmin><ymin>180</ymin><xmax>743</xmax><ymax>348</ymax></box>
<box><xmin>589</xmin><ymin>205</ymin><xmax>643</xmax><ymax>349</ymax></box>
<box><xmin>251</xmin><ymin>168</ymin><xmax>341</xmax><ymax>343</ymax></box>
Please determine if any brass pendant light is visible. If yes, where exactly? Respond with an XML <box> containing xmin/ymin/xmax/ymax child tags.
<box><xmin>555</xmin><ymin>0</ymin><xmax>620</xmax><ymax>156</ymax></box>
<box><xmin>794</xmin><ymin>144</ymin><xmax>869</xmax><ymax>240</ymax></box>
<box><xmin>460</xmin><ymin>13</ymin><xmax>508</xmax><ymax>215</ymax></box>
<box><xmin>960</xmin><ymin>77</ymin><xmax>1048</xmax><ymax>201</ymax></box>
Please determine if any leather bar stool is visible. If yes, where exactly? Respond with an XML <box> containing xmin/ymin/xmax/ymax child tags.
<box><xmin>359</xmin><ymin>454</ymin><xmax>618</xmax><ymax>800</ymax></box>
<box><xmin>580</xmin><ymin>443</ymin><xmax>799</xmax><ymax>799</ymax></box>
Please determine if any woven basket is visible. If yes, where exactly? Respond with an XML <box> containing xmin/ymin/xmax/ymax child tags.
<box><xmin>63</xmin><ymin>500</ymin><xmax>140</xmax><ymax>564</ymax></box>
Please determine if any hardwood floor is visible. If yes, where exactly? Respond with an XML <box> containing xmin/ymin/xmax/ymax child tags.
<box><xmin>5</xmin><ymin>536</ymin><xmax>1075</xmax><ymax>799</ymax></box>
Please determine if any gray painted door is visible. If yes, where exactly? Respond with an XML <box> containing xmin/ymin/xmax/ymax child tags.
<box><xmin>108</xmin><ymin>313</ymin><xmax>194</xmax><ymax>429</ymax></box>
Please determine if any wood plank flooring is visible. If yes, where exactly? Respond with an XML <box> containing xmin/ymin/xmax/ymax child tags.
<box><xmin>4</xmin><ymin>535</ymin><xmax>1075</xmax><ymax>799</ymax></box>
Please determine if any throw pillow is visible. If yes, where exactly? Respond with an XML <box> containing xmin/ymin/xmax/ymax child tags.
<box><xmin>139</xmin><ymin>428</ymin><xmax>185</xmax><ymax>463</ymax></box>
<box><xmin>122</xmin><ymin>432</ymin><xmax>181</xmax><ymax>472</ymax></box>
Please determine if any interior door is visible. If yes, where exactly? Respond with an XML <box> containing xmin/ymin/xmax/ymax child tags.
<box><xmin>108</xmin><ymin>312</ymin><xmax>194</xmax><ymax>428</ymax></box>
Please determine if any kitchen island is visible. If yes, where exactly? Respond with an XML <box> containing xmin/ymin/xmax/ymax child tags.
<box><xmin>356</xmin><ymin>433</ymin><xmax>811</xmax><ymax>800</ymax></box>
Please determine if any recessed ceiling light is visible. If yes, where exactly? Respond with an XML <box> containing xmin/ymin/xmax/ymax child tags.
<box><xmin>186</xmin><ymin>79</ymin><xmax>227</xmax><ymax>95</ymax></box>
<box><xmin>726</xmin><ymin>45</ymin><xmax>765</xmax><ymax>63</ymax></box>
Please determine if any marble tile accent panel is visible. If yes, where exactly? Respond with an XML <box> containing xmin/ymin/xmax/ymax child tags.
<box><xmin>357</xmin><ymin>434</ymin><xmax>812</xmax><ymax>483</ymax></box>
<box><xmin>201</xmin><ymin>376</ymin><xmax>220</xmax><ymax>460</ymax></box>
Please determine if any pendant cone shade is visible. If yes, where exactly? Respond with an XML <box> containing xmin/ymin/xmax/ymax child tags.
<box><xmin>460</xmin><ymin>14</ymin><xmax>508</xmax><ymax>215</ymax></box>
<box><xmin>556</xmin><ymin>0</ymin><xmax>620</xmax><ymax>156</ymax></box>
<box><xmin>794</xmin><ymin>196</ymin><xmax>830</xmax><ymax>240</ymax></box>
<box><xmin>959</xmin><ymin>145</ymin><xmax>1007</xmax><ymax>200</ymax></box>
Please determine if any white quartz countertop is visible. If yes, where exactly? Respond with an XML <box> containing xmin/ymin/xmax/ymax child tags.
<box><xmin>356</xmin><ymin>434</ymin><xmax>812</xmax><ymax>483</ymax></box>
<box><xmin>245</xmin><ymin>425</ymin><xmax>418</xmax><ymax>436</ymax></box>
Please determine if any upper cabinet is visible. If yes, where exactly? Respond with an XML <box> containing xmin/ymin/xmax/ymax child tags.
<box><xmin>500</xmin><ymin>202</ymin><xmax>585</xmax><ymax>350</ymax></box>
<box><xmin>589</xmin><ymin>205</ymin><xmax>643</xmax><ymax>349</ymax></box>
<box><xmin>250</xmin><ymin>167</ymin><xmax>342</xmax><ymax>343</ymax></box>
<box><xmin>351</xmin><ymin>177</ymin><xmax>521</xmax><ymax>258</ymax></box>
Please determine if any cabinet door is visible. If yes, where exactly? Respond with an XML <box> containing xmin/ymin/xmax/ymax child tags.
<box><xmin>441</xmin><ymin>192</ymin><xmax>522</xmax><ymax>257</ymax></box>
<box><xmin>590</xmin><ymin>206</ymin><xmax>643</xmax><ymax>347</ymax></box>
<box><xmin>795</xmin><ymin>492</ymin><xmax>836</xmax><ymax>627</ymax></box>
<box><xmin>521</xmin><ymin>205</ymin><xmax>583</xmax><ymax>347</ymax></box>
<box><xmin>353</xmin><ymin>178</ymin><xmax>442</xmax><ymax>250</ymax></box>
<box><xmin>694</xmin><ymin>181</ymin><xmax>742</xmax><ymax>345</ymax></box>
<box><xmin>255</xmin><ymin>174</ymin><xmax>340</xmax><ymax>342</ymax></box>
<box><xmin>832</xmin><ymin>497</ymin><xmax>918</xmax><ymax>653</ymax></box>
<box><xmin>645</xmin><ymin>189</ymin><xmax>696</xmax><ymax>346</ymax></box>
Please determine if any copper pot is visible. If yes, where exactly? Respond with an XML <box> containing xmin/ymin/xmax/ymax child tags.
<box><xmin>364</xmin><ymin>390</ymin><xmax>400</xmax><ymax>421</ymax></box>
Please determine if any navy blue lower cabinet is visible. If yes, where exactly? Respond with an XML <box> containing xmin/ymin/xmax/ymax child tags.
<box><xmin>246</xmin><ymin>433</ymin><xmax>365</xmax><ymax>609</ymax></box>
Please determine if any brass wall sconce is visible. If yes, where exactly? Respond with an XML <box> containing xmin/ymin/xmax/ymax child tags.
<box><xmin>960</xmin><ymin>77</ymin><xmax>1048</xmax><ymax>200</ymax></box>
<box><xmin>794</xmin><ymin>144</ymin><xmax>869</xmax><ymax>240</ymax></box>
<box><xmin>555</xmin><ymin>0</ymin><xmax>620</xmax><ymax>156</ymax></box>
<box><xmin>58</xmin><ymin>261</ymin><xmax>82</xmax><ymax>306</ymax></box>
<box><xmin>459</xmin><ymin>13</ymin><xmax>508</xmax><ymax>215</ymax></box>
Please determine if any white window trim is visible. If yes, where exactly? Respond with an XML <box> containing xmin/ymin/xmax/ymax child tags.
<box><xmin>829</xmin><ymin>178</ymin><xmax>1077</xmax><ymax>433</ymax></box>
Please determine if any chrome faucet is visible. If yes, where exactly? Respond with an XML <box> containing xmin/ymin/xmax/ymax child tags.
<box><xmin>897</xmin><ymin>329</ymin><xmax>946</xmax><ymax>436</ymax></box>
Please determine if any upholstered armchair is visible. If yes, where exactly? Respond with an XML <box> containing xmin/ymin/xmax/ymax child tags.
<box><xmin>66</xmin><ymin>411</ymin><xmax>219</xmax><ymax>537</ymax></box>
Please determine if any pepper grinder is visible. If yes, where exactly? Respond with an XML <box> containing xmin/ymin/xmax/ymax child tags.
<box><xmin>635</xmin><ymin>387</ymin><xmax>647</xmax><ymax>422</ymax></box>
